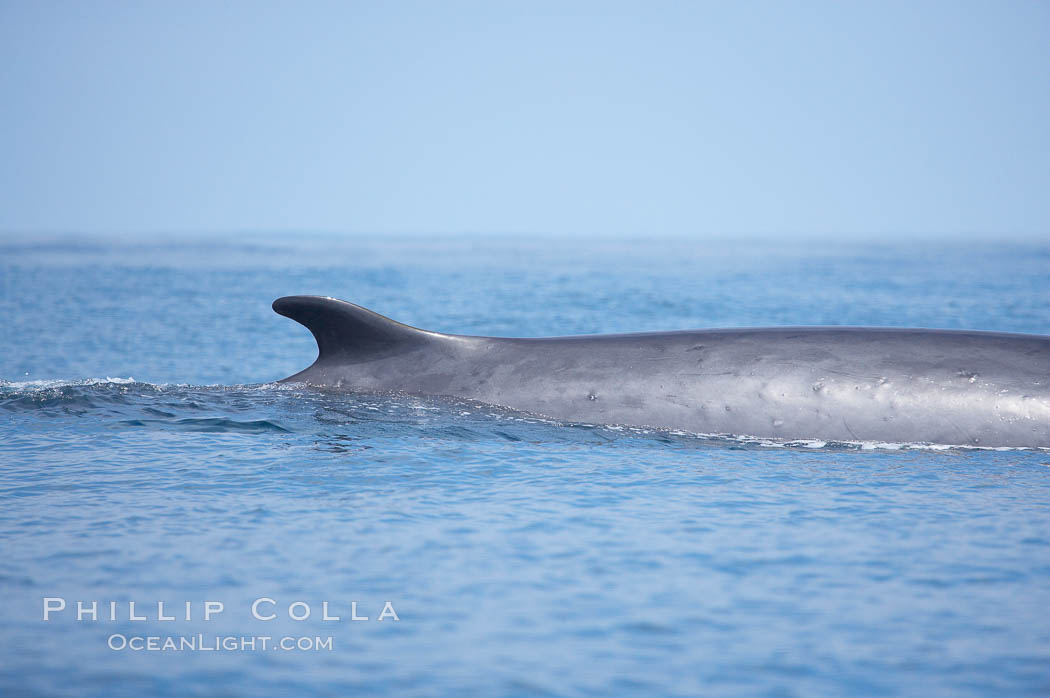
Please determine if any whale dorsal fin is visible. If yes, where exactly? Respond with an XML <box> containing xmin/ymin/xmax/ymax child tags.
<box><xmin>273</xmin><ymin>296</ymin><xmax>436</xmax><ymax>362</ymax></box>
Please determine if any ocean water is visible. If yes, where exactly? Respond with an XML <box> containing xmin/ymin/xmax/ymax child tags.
<box><xmin>1</xmin><ymin>234</ymin><xmax>1049</xmax><ymax>696</ymax></box>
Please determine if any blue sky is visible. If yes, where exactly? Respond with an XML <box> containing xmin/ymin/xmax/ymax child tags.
<box><xmin>1</xmin><ymin>0</ymin><xmax>1047</xmax><ymax>238</ymax></box>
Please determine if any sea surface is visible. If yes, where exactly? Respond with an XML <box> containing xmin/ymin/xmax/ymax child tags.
<box><xmin>1</xmin><ymin>234</ymin><xmax>1049</xmax><ymax>697</ymax></box>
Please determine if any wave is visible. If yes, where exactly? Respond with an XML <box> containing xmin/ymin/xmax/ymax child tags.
<box><xmin>0</xmin><ymin>376</ymin><xmax>143</xmax><ymax>390</ymax></box>
<box><xmin>0</xmin><ymin>378</ymin><xmax>299</xmax><ymax>434</ymax></box>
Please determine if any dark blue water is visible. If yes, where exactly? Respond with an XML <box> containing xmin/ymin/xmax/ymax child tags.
<box><xmin>2</xmin><ymin>235</ymin><xmax>1049</xmax><ymax>696</ymax></box>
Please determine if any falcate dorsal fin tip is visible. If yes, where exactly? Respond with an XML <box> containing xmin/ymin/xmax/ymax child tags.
<box><xmin>273</xmin><ymin>296</ymin><xmax>436</xmax><ymax>362</ymax></box>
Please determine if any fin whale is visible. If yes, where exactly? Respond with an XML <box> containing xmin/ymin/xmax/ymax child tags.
<box><xmin>273</xmin><ymin>296</ymin><xmax>1050</xmax><ymax>448</ymax></box>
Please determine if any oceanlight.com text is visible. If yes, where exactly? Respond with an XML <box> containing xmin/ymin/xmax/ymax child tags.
<box><xmin>107</xmin><ymin>634</ymin><xmax>333</xmax><ymax>652</ymax></box>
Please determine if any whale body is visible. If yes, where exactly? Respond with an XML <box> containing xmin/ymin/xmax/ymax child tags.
<box><xmin>273</xmin><ymin>296</ymin><xmax>1050</xmax><ymax>448</ymax></box>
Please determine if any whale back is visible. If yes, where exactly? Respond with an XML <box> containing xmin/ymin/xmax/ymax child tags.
<box><xmin>272</xmin><ymin>297</ymin><xmax>1050</xmax><ymax>445</ymax></box>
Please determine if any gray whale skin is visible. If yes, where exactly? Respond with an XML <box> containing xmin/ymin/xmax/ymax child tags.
<box><xmin>274</xmin><ymin>296</ymin><xmax>1050</xmax><ymax>448</ymax></box>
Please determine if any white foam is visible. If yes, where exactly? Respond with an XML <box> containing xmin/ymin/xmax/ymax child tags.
<box><xmin>0</xmin><ymin>376</ymin><xmax>143</xmax><ymax>390</ymax></box>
